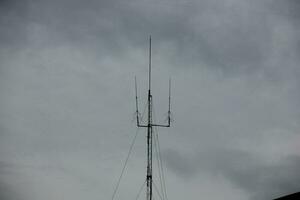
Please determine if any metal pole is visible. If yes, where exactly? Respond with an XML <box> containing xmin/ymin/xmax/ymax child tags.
<box><xmin>135</xmin><ymin>36</ymin><xmax>171</xmax><ymax>200</ymax></box>
<box><xmin>147</xmin><ymin>36</ymin><xmax>153</xmax><ymax>200</ymax></box>
<box><xmin>147</xmin><ymin>90</ymin><xmax>153</xmax><ymax>200</ymax></box>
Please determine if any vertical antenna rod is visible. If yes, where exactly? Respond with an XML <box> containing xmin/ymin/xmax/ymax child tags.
<box><xmin>147</xmin><ymin>35</ymin><xmax>153</xmax><ymax>200</ymax></box>
<box><xmin>135</xmin><ymin>36</ymin><xmax>172</xmax><ymax>200</ymax></box>
<box><xmin>149</xmin><ymin>36</ymin><xmax>152</xmax><ymax>91</ymax></box>
<box><xmin>168</xmin><ymin>78</ymin><xmax>171</xmax><ymax>125</ymax></box>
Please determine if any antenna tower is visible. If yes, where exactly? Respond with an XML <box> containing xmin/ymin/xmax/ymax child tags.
<box><xmin>135</xmin><ymin>36</ymin><xmax>171</xmax><ymax>200</ymax></box>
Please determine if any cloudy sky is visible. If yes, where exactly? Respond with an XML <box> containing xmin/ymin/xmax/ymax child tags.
<box><xmin>1</xmin><ymin>0</ymin><xmax>300</xmax><ymax>199</ymax></box>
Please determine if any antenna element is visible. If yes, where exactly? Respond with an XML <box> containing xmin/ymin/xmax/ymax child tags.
<box><xmin>135</xmin><ymin>36</ymin><xmax>172</xmax><ymax>200</ymax></box>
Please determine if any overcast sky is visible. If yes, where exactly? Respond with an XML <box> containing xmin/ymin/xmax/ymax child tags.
<box><xmin>1</xmin><ymin>0</ymin><xmax>300</xmax><ymax>200</ymax></box>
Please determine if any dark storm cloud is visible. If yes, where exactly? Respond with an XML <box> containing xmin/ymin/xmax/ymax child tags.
<box><xmin>164</xmin><ymin>148</ymin><xmax>300</xmax><ymax>199</ymax></box>
<box><xmin>1</xmin><ymin>0</ymin><xmax>299</xmax><ymax>74</ymax></box>
<box><xmin>15</xmin><ymin>0</ymin><xmax>298</xmax><ymax>77</ymax></box>
<box><xmin>163</xmin><ymin>149</ymin><xmax>196</xmax><ymax>179</ymax></box>
<box><xmin>0</xmin><ymin>0</ymin><xmax>29</xmax><ymax>48</ymax></box>
<box><xmin>211</xmin><ymin>152</ymin><xmax>300</xmax><ymax>199</ymax></box>
<box><xmin>0</xmin><ymin>0</ymin><xmax>269</xmax><ymax>70</ymax></box>
<box><xmin>0</xmin><ymin>161</ymin><xmax>25</xmax><ymax>200</ymax></box>
<box><xmin>0</xmin><ymin>182</ymin><xmax>20</xmax><ymax>200</ymax></box>
<box><xmin>1</xmin><ymin>0</ymin><xmax>300</xmax><ymax>200</ymax></box>
<box><xmin>270</xmin><ymin>0</ymin><xmax>300</xmax><ymax>20</ymax></box>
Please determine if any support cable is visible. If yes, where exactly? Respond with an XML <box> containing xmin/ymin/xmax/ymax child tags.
<box><xmin>153</xmin><ymin>181</ymin><xmax>164</xmax><ymax>200</ymax></box>
<box><xmin>156</xmin><ymin>133</ymin><xmax>168</xmax><ymax>200</ymax></box>
<box><xmin>135</xmin><ymin>179</ymin><xmax>147</xmax><ymax>200</ymax></box>
<box><xmin>111</xmin><ymin>102</ymin><xmax>147</xmax><ymax>200</ymax></box>
<box><xmin>152</xmin><ymin>103</ymin><xmax>168</xmax><ymax>200</ymax></box>
<box><xmin>111</xmin><ymin>127</ymin><xmax>139</xmax><ymax>200</ymax></box>
<box><xmin>153</xmin><ymin>128</ymin><xmax>164</xmax><ymax>200</ymax></box>
<box><xmin>152</xmin><ymin>101</ymin><xmax>164</xmax><ymax>200</ymax></box>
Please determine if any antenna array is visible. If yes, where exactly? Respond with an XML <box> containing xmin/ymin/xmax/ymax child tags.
<box><xmin>135</xmin><ymin>36</ymin><xmax>171</xmax><ymax>200</ymax></box>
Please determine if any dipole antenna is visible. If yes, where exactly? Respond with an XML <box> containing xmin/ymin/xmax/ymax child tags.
<box><xmin>135</xmin><ymin>36</ymin><xmax>171</xmax><ymax>200</ymax></box>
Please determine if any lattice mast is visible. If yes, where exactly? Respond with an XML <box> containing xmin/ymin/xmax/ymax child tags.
<box><xmin>135</xmin><ymin>36</ymin><xmax>171</xmax><ymax>200</ymax></box>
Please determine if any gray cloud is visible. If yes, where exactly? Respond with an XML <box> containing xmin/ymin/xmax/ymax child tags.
<box><xmin>0</xmin><ymin>0</ymin><xmax>300</xmax><ymax>200</ymax></box>
<box><xmin>164</xmin><ymin>148</ymin><xmax>300</xmax><ymax>199</ymax></box>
